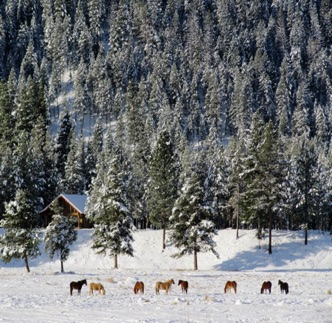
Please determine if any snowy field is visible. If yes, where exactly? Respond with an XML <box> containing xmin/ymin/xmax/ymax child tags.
<box><xmin>0</xmin><ymin>229</ymin><xmax>331</xmax><ymax>323</ymax></box>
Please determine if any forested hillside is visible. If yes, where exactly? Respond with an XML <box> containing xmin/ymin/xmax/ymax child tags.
<box><xmin>0</xmin><ymin>1</ymin><xmax>331</xmax><ymax>238</ymax></box>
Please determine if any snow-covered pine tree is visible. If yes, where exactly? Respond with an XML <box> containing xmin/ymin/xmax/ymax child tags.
<box><xmin>54</xmin><ymin>111</ymin><xmax>73</xmax><ymax>180</ymax></box>
<box><xmin>44</xmin><ymin>202</ymin><xmax>77</xmax><ymax>273</ymax></box>
<box><xmin>0</xmin><ymin>190</ymin><xmax>41</xmax><ymax>273</ymax></box>
<box><xmin>294</xmin><ymin>138</ymin><xmax>319</xmax><ymax>245</ymax></box>
<box><xmin>169</xmin><ymin>167</ymin><xmax>219</xmax><ymax>270</ymax></box>
<box><xmin>241</xmin><ymin>114</ymin><xmax>284</xmax><ymax>254</ymax></box>
<box><xmin>147</xmin><ymin>130</ymin><xmax>178</xmax><ymax>249</ymax></box>
<box><xmin>86</xmin><ymin>148</ymin><xmax>134</xmax><ymax>269</ymax></box>
<box><xmin>226</xmin><ymin>136</ymin><xmax>246</xmax><ymax>238</ymax></box>
<box><xmin>61</xmin><ymin>132</ymin><xmax>85</xmax><ymax>195</ymax></box>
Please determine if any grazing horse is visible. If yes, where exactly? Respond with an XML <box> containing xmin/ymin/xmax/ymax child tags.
<box><xmin>261</xmin><ymin>281</ymin><xmax>272</xmax><ymax>294</ymax></box>
<box><xmin>278</xmin><ymin>280</ymin><xmax>289</xmax><ymax>294</ymax></box>
<box><xmin>224</xmin><ymin>281</ymin><xmax>237</xmax><ymax>294</ymax></box>
<box><xmin>178</xmin><ymin>280</ymin><xmax>189</xmax><ymax>294</ymax></box>
<box><xmin>70</xmin><ymin>279</ymin><xmax>87</xmax><ymax>296</ymax></box>
<box><xmin>89</xmin><ymin>282</ymin><xmax>106</xmax><ymax>295</ymax></box>
<box><xmin>155</xmin><ymin>279</ymin><xmax>175</xmax><ymax>295</ymax></box>
<box><xmin>133</xmin><ymin>281</ymin><xmax>144</xmax><ymax>294</ymax></box>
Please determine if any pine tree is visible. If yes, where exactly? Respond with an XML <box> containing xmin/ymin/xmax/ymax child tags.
<box><xmin>147</xmin><ymin>131</ymin><xmax>178</xmax><ymax>249</ymax></box>
<box><xmin>0</xmin><ymin>146</ymin><xmax>15</xmax><ymax>218</ymax></box>
<box><xmin>84</xmin><ymin>121</ymin><xmax>103</xmax><ymax>191</ymax></box>
<box><xmin>86</xmin><ymin>149</ymin><xmax>134</xmax><ymax>269</ymax></box>
<box><xmin>226</xmin><ymin>136</ymin><xmax>246</xmax><ymax>237</ymax></box>
<box><xmin>294</xmin><ymin>138</ymin><xmax>319</xmax><ymax>245</ymax></box>
<box><xmin>55</xmin><ymin>111</ymin><xmax>73</xmax><ymax>180</ymax></box>
<box><xmin>241</xmin><ymin>114</ymin><xmax>284</xmax><ymax>254</ymax></box>
<box><xmin>0</xmin><ymin>82</ymin><xmax>15</xmax><ymax>145</ymax></box>
<box><xmin>0</xmin><ymin>190</ymin><xmax>41</xmax><ymax>273</ymax></box>
<box><xmin>169</xmin><ymin>168</ymin><xmax>219</xmax><ymax>270</ymax></box>
<box><xmin>61</xmin><ymin>133</ymin><xmax>85</xmax><ymax>194</ymax></box>
<box><xmin>44</xmin><ymin>202</ymin><xmax>77</xmax><ymax>273</ymax></box>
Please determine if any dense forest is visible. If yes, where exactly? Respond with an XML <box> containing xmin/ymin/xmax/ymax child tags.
<box><xmin>0</xmin><ymin>0</ymin><xmax>331</xmax><ymax>243</ymax></box>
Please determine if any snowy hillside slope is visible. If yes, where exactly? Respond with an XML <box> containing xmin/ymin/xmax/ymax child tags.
<box><xmin>1</xmin><ymin>229</ymin><xmax>330</xmax><ymax>272</ymax></box>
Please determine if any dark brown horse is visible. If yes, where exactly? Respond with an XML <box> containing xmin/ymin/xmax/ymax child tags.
<box><xmin>70</xmin><ymin>279</ymin><xmax>87</xmax><ymax>296</ymax></box>
<box><xmin>178</xmin><ymin>280</ymin><xmax>189</xmax><ymax>294</ymax></box>
<box><xmin>278</xmin><ymin>280</ymin><xmax>289</xmax><ymax>294</ymax></box>
<box><xmin>133</xmin><ymin>281</ymin><xmax>144</xmax><ymax>294</ymax></box>
<box><xmin>261</xmin><ymin>281</ymin><xmax>272</xmax><ymax>294</ymax></box>
<box><xmin>224</xmin><ymin>281</ymin><xmax>237</xmax><ymax>294</ymax></box>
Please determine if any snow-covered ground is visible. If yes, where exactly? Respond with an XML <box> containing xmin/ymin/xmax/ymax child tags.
<box><xmin>0</xmin><ymin>229</ymin><xmax>331</xmax><ymax>322</ymax></box>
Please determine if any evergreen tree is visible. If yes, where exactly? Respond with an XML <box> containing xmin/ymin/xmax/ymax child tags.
<box><xmin>86</xmin><ymin>149</ymin><xmax>134</xmax><ymax>269</ymax></box>
<box><xmin>0</xmin><ymin>82</ymin><xmax>15</xmax><ymax>145</ymax></box>
<box><xmin>294</xmin><ymin>138</ymin><xmax>319</xmax><ymax>245</ymax></box>
<box><xmin>55</xmin><ymin>111</ymin><xmax>73</xmax><ymax>180</ymax></box>
<box><xmin>84</xmin><ymin>121</ymin><xmax>103</xmax><ymax>191</ymax></box>
<box><xmin>226</xmin><ymin>136</ymin><xmax>246</xmax><ymax>237</ymax></box>
<box><xmin>0</xmin><ymin>146</ymin><xmax>15</xmax><ymax>218</ymax></box>
<box><xmin>61</xmin><ymin>133</ymin><xmax>85</xmax><ymax>194</ymax></box>
<box><xmin>169</xmin><ymin>168</ymin><xmax>219</xmax><ymax>270</ymax></box>
<box><xmin>241</xmin><ymin>114</ymin><xmax>284</xmax><ymax>254</ymax></box>
<box><xmin>147</xmin><ymin>131</ymin><xmax>178</xmax><ymax>249</ymax></box>
<box><xmin>44</xmin><ymin>202</ymin><xmax>77</xmax><ymax>273</ymax></box>
<box><xmin>0</xmin><ymin>190</ymin><xmax>41</xmax><ymax>273</ymax></box>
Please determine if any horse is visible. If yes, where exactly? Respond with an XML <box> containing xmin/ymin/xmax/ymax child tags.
<box><xmin>155</xmin><ymin>279</ymin><xmax>175</xmax><ymax>295</ymax></box>
<box><xmin>89</xmin><ymin>282</ymin><xmax>106</xmax><ymax>295</ymax></box>
<box><xmin>224</xmin><ymin>281</ymin><xmax>237</xmax><ymax>294</ymax></box>
<box><xmin>261</xmin><ymin>281</ymin><xmax>272</xmax><ymax>294</ymax></box>
<box><xmin>278</xmin><ymin>280</ymin><xmax>289</xmax><ymax>294</ymax></box>
<box><xmin>178</xmin><ymin>280</ymin><xmax>189</xmax><ymax>294</ymax></box>
<box><xmin>70</xmin><ymin>279</ymin><xmax>87</xmax><ymax>296</ymax></box>
<box><xmin>133</xmin><ymin>281</ymin><xmax>144</xmax><ymax>294</ymax></box>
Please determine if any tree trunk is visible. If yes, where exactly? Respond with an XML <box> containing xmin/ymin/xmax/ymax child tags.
<box><xmin>114</xmin><ymin>254</ymin><xmax>118</xmax><ymax>269</ymax></box>
<box><xmin>194</xmin><ymin>249</ymin><xmax>198</xmax><ymax>270</ymax></box>
<box><xmin>24</xmin><ymin>255</ymin><xmax>30</xmax><ymax>273</ymax></box>
<box><xmin>268</xmin><ymin>209</ymin><xmax>272</xmax><ymax>254</ymax></box>
<box><xmin>61</xmin><ymin>260</ymin><xmax>64</xmax><ymax>273</ymax></box>
<box><xmin>162</xmin><ymin>224</ymin><xmax>166</xmax><ymax>250</ymax></box>
<box><xmin>236</xmin><ymin>183</ymin><xmax>239</xmax><ymax>239</ymax></box>
<box><xmin>304</xmin><ymin>225</ymin><xmax>308</xmax><ymax>245</ymax></box>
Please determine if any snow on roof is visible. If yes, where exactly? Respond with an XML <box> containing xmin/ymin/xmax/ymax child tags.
<box><xmin>61</xmin><ymin>194</ymin><xmax>87</xmax><ymax>214</ymax></box>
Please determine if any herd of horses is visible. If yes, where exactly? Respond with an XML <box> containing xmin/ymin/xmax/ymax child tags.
<box><xmin>70</xmin><ymin>278</ymin><xmax>289</xmax><ymax>296</ymax></box>
<box><xmin>224</xmin><ymin>280</ymin><xmax>289</xmax><ymax>295</ymax></box>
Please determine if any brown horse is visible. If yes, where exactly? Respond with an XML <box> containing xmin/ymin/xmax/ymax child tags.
<box><xmin>155</xmin><ymin>279</ymin><xmax>175</xmax><ymax>295</ymax></box>
<box><xmin>89</xmin><ymin>282</ymin><xmax>106</xmax><ymax>295</ymax></box>
<box><xmin>178</xmin><ymin>280</ymin><xmax>189</xmax><ymax>294</ymax></box>
<box><xmin>224</xmin><ymin>281</ymin><xmax>237</xmax><ymax>293</ymax></box>
<box><xmin>133</xmin><ymin>281</ymin><xmax>144</xmax><ymax>294</ymax></box>
<box><xmin>261</xmin><ymin>281</ymin><xmax>272</xmax><ymax>294</ymax></box>
<box><xmin>70</xmin><ymin>279</ymin><xmax>87</xmax><ymax>296</ymax></box>
<box><xmin>278</xmin><ymin>280</ymin><xmax>289</xmax><ymax>294</ymax></box>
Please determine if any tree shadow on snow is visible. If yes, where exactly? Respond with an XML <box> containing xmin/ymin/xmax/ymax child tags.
<box><xmin>214</xmin><ymin>231</ymin><xmax>331</xmax><ymax>272</ymax></box>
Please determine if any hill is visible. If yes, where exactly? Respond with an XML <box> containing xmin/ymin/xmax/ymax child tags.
<box><xmin>1</xmin><ymin>229</ymin><xmax>331</xmax><ymax>272</ymax></box>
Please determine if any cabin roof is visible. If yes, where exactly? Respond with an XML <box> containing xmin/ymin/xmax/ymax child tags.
<box><xmin>61</xmin><ymin>194</ymin><xmax>87</xmax><ymax>214</ymax></box>
<box><xmin>39</xmin><ymin>194</ymin><xmax>87</xmax><ymax>214</ymax></box>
